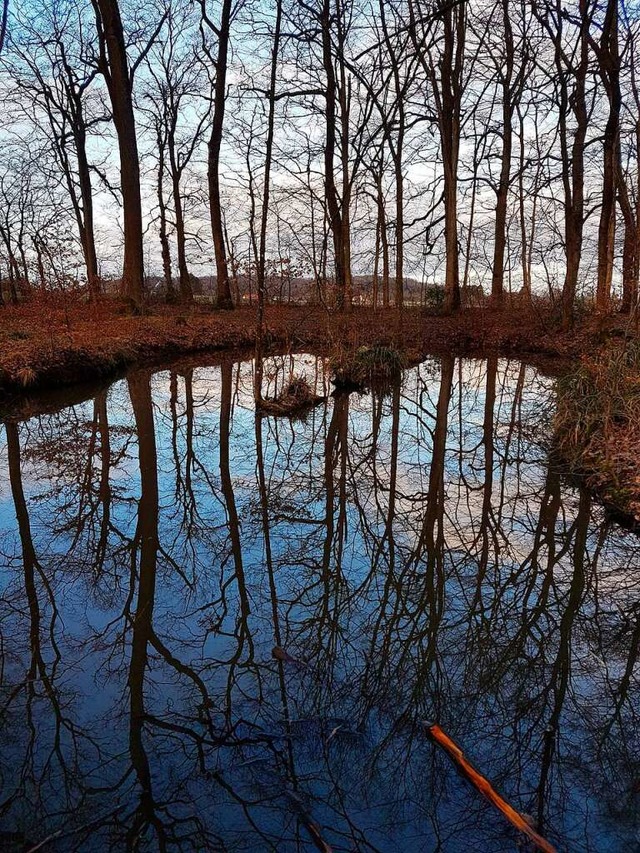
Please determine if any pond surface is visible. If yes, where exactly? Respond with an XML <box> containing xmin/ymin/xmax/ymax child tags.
<box><xmin>0</xmin><ymin>354</ymin><xmax>639</xmax><ymax>852</ymax></box>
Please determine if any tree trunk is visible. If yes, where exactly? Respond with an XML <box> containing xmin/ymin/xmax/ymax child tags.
<box><xmin>490</xmin><ymin>0</ymin><xmax>530</xmax><ymax>304</ymax></box>
<box><xmin>618</xmin><ymin>182</ymin><xmax>639</xmax><ymax>313</ymax></box>
<box><xmin>517</xmin><ymin>106</ymin><xmax>531</xmax><ymax>299</ymax></box>
<box><xmin>339</xmin><ymin>62</ymin><xmax>353</xmax><ymax>311</ymax></box>
<box><xmin>440</xmin><ymin>3</ymin><xmax>465</xmax><ymax>313</ymax></box>
<box><xmin>207</xmin><ymin>0</ymin><xmax>233</xmax><ymax>309</ymax></box>
<box><xmin>372</xmin><ymin>209</ymin><xmax>380</xmax><ymax>309</ymax></box>
<box><xmin>375</xmin><ymin>172</ymin><xmax>390</xmax><ymax>307</ymax></box>
<box><xmin>320</xmin><ymin>0</ymin><xmax>350</xmax><ymax>310</ymax></box>
<box><xmin>595</xmin><ymin>0</ymin><xmax>620</xmax><ymax>313</ymax></box>
<box><xmin>561</xmin><ymin>1</ymin><xmax>589</xmax><ymax>330</ymax></box>
<box><xmin>156</xmin><ymin>131</ymin><xmax>175</xmax><ymax>301</ymax></box>
<box><xmin>255</xmin><ymin>0</ymin><xmax>283</xmax><ymax>402</ymax></box>
<box><xmin>73</xmin><ymin>120</ymin><xmax>100</xmax><ymax>298</ymax></box>
<box><xmin>95</xmin><ymin>0</ymin><xmax>145</xmax><ymax>308</ymax></box>
<box><xmin>491</xmin><ymin>0</ymin><xmax>514</xmax><ymax>305</ymax></box>
<box><xmin>170</xmin><ymin>164</ymin><xmax>192</xmax><ymax>302</ymax></box>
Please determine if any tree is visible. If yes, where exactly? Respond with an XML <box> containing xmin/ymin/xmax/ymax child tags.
<box><xmin>592</xmin><ymin>0</ymin><xmax>621</xmax><ymax>313</ymax></box>
<box><xmin>143</xmin><ymin>0</ymin><xmax>210</xmax><ymax>303</ymax></box>
<box><xmin>254</xmin><ymin>0</ymin><xmax>283</xmax><ymax>401</ymax></box>
<box><xmin>485</xmin><ymin>0</ymin><xmax>531</xmax><ymax>304</ymax></box>
<box><xmin>533</xmin><ymin>0</ymin><xmax>594</xmax><ymax>330</ymax></box>
<box><xmin>6</xmin><ymin>2</ymin><xmax>104</xmax><ymax>297</ymax></box>
<box><xmin>199</xmin><ymin>0</ymin><xmax>236</xmax><ymax>309</ymax></box>
<box><xmin>318</xmin><ymin>0</ymin><xmax>353</xmax><ymax>311</ymax></box>
<box><xmin>409</xmin><ymin>0</ymin><xmax>467</xmax><ymax>313</ymax></box>
<box><xmin>618</xmin><ymin>7</ymin><xmax>640</xmax><ymax>314</ymax></box>
<box><xmin>0</xmin><ymin>0</ymin><xmax>8</xmax><ymax>56</ymax></box>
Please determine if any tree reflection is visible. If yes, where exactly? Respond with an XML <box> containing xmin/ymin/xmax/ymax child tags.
<box><xmin>1</xmin><ymin>355</ymin><xmax>639</xmax><ymax>850</ymax></box>
<box><xmin>125</xmin><ymin>371</ymin><xmax>164</xmax><ymax>848</ymax></box>
<box><xmin>3</xmin><ymin>421</ymin><xmax>65</xmax><ymax>810</ymax></box>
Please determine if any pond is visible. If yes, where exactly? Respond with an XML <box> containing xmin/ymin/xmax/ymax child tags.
<box><xmin>0</xmin><ymin>354</ymin><xmax>639</xmax><ymax>852</ymax></box>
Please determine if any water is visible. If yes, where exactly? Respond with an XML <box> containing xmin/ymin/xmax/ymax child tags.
<box><xmin>0</xmin><ymin>354</ymin><xmax>638</xmax><ymax>852</ymax></box>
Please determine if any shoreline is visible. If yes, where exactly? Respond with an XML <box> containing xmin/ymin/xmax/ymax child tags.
<box><xmin>0</xmin><ymin>301</ymin><xmax>583</xmax><ymax>400</ymax></box>
<box><xmin>2</xmin><ymin>299</ymin><xmax>638</xmax><ymax>529</ymax></box>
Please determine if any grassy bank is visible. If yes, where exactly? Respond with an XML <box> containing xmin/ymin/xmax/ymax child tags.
<box><xmin>0</xmin><ymin>296</ymin><xmax>589</xmax><ymax>399</ymax></box>
<box><xmin>554</xmin><ymin>338</ymin><xmax>640</xmax><ymax>525</ymax></box>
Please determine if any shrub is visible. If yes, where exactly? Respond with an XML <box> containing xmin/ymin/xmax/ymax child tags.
<box><xmin>424</xmin><ymin>284</ymin><xmax>445</xmax><ymax>311</ymax></box>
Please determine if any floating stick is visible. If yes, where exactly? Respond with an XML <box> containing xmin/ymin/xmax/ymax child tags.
<box><xmin>426</xmin><ymin>723</ymin><xmax>557</xmax><ymax>853</ymax></box>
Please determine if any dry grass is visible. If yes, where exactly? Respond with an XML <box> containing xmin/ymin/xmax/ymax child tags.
<box><xmin>554</xmin><ymin>338</ymin><xmax>640</xmax><ymax>523</ymax></box>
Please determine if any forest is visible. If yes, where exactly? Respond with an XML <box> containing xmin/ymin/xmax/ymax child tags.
<box><xmin>0</xmin><ymin>0</ymin><xmax>637</xmax><ymax>324</ymax></box>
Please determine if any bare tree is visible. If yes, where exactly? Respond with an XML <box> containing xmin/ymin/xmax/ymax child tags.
<box><xmin>255</xmin><ymin>0</ymin><xmax>283</xmax><ymax>400</ymax></box>
<box><xmin>593</xmin><ymin>0</ymin><xmax>621</xmax><ymax>312</ymax></box>
<box><xmin>618</xmin><ymin>7</ymin><xmax>640</xmax><ymax>314</ymax></box>
<box><xmin>6</xmin><ymin>4</ymin><xmax>104</xmax><ymax>297</ymax></box>
<box><xmin>409</xmin><ymin>0</ymin><xmax>467</xmax><ymax>313</ymax></box>
<box><xmin>533</xmin><ymin>0</ymin><xmax>594</xmax><ymax>330</ymax></box>
<box><xmin>199</xmin><ymin>0</ymin><xmax>236</xmax><ymax>309</ymax></box>
<box><xmin>0</xmin><ymin>0</ymin><xmax>8</xmax><ymax>56</ymax></box>
<box><xmin>316</xmin><ymin>0</ymin><xmax>354</xmax><ymax>310</ymax></box>
<box><xmin>484</xmin><ymin>0</ymin><xmax>531</xmax><ymax>304</ymax></box>
<box><xmin>144</xmin><ymin>0</ymin><xmax>211</xmax><ymax>303</ymax></box>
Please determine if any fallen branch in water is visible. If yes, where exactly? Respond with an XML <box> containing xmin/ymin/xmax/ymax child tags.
<box><xmin>426</xmin><ymin>723</ymin><xmax>556</xmax><ymax>853</ymax></box>
<box><xmin>302</xmin><ymin>817</ymin><xmax>333</xmax><ymax>853</ymax></box>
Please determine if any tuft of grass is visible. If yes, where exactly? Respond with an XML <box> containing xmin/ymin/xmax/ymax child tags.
<box><xmin>330</xmin><ymin>345</ymin><xmax>405</xmax><ymax>389</ymax></box>
<box><xmin>258</xmin><ymin>374</ymin><xmax>325</xmax><ymax>417</ymax></box>
<box><xmin>16</xmin><ymin>366</ymin><xmax>37</xmax><ymax>387</ymax></box>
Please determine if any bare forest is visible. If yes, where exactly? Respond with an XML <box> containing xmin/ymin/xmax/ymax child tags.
<box><xmin>0</xmin><ymin>0</ymin><xmax>637</xmax><ymax>328</ymax></box>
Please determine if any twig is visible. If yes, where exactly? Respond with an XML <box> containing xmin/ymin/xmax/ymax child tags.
<box><xmin>26</xmin><ymin>831</ymin><xmax>63</xmax><ymax>853</ymax></box>
<box><xmin>26</xmin><ymin>807</ymin><xmax>125</xmax><ymax>852</ymax></box>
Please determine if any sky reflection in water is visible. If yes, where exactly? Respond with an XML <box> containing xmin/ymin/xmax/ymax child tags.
<box><xmin>0</xmin><ymin>354</ymin><xmax>639</xmax><ymax>852</ymax></box>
